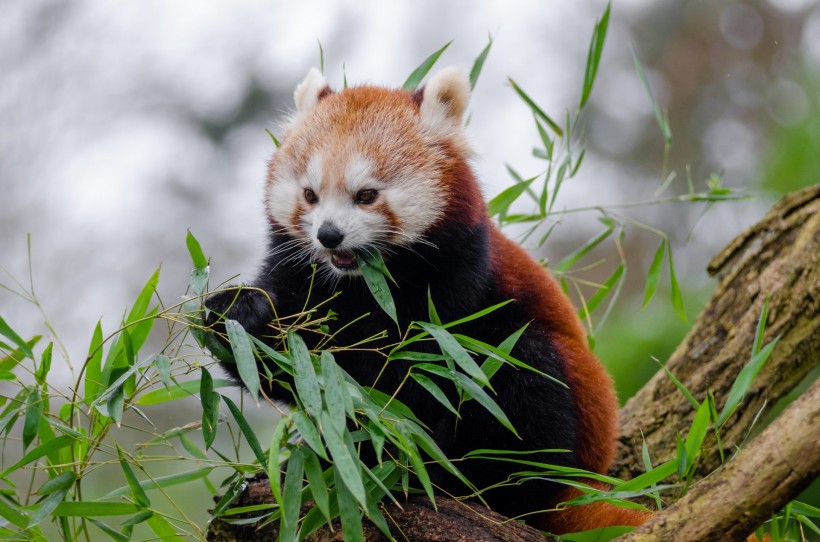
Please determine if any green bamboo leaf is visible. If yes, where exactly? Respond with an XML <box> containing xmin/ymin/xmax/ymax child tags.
<box><xmin>684</xmin><ymin>400</ymin><xmax>711</xmax><ymax>467</ymax></box>
<box><xmin>279</xmin><ymin>446</ymin><xmax>305</xmax><ymax>542</ymax></box>
<box><xmin>22</xmin><ymin>389</ymin><xmax>42</xmax><ymax>450</ymax></box>
<box><xmin>334</xmin><ymin>466</ymin><xmax>364</xmax><ymax>542</ymax></box>
<box><xmin>0</xmin><ymin>336</ymin><xmax>41</xmax><ymax>371</ymax></box>
<box><xmin>52</xmin><ymin>502</ymin><xmax>140</xmax><ymax>517</ymax></box>
<box><xmin>34</xmin><ymin>342</ymin><xmax>52</xmax><ymax>387</ymax></box>
<box><xmin>615</xmin><ymin>459</ymin><xmax>677</xmax><ymax>492</ymax></box>
<box><xmin>221</xmin><ymin>395</ymin><xmax>267</xmax><ymax>469</ymax></box>
<box><xmin>417</xmin><ymin>322</ymin><xmax>489</xmax><ymax>388</ymax></box>
<box><xmin>410</xmin><ymin>373</ymin><xmax>459</xmax><ymax>417</ymax></box>
<box><xmin>480</xmin><ymin>324</ymin><xmax>527</xmax><ymax>382</ymax></box>
<box><xmin>1</xmin><ymin>435</ymin><xmax>73</xmax><ymax>477</ymax></box>
<box><xmin>632</xmin><ymin>48</ymin><xmax>672</xmax><ymax>145</ymax></box>
<box><xmin>126</xmin><ymin>269</ymin><xmax>160</xmax><ymax>325</ymax></box>
<box><xmin>555</xmin><ymin>226</ymin><xmax>613</xmax><ymax>273</ymax></box>
<box><xmin>641</xmin><ymin>239</ymin><xmax>667</xmax><ymax>308</ymax></box>
<box><xmin>469</xmin><ymin>35</ymin><xmax>493</xmax><ymax>90</ymax></box>
<box><xmin>320</xmin><ymin>352</ymin><xmax>347</xmax><ymax>434</ymax></box>
<box><xmin>579</xmin><ymin>2</ymin><xmax>611</xmax><ymax>109</ymax></box>
<box><xmin>751</xmin><ymin>294</ymin><xmax>770</xmax><ymax>358</ymax></box>
<box><xmin>267</xmin><ymin>416</ymin><xmax>287</xmax><ymax>507</ymax></box>
<box><xmin>121</xmin><ymin>510</ymin><xmax>153</xmax><ymax>527</ymax></box>
<box><xmin>265</xmin><ymin>128</ymin><xmax>281</xmax><ymax>148</ymax></box>
<box><xmin>27</xmin><ymin>479</ymin><xmax>70</xmax><ymax>528</ymax></box>
<box><xmin>288</xmin><ymin>332</ymin><xmax>322</xmax><ymax>417</ymax></box>
<box><xmin>185</xmin><ymin>230</ymin><xmax>208</xmax><ymax>269</ymax></box>
<box><xmin>99</xmin><ymin>468</ymin><xmax>213</xmax><ymax>501</ymax></box>
<box><xmin>291</xmin><ymin>411</ymin><xmax>327</xmax><ymax>460</ymax></box>
<box><xmin>88</xmin><ymin>518</ymin><xmax>130</xmax><ymax>542</ymax></box>
<box><xmin>146</xmin><ymin>513</ymin><xmax>184</xmax><ymax>541</ymax></box>
<box><xmin>200</xmin><ymin>367</ymin><xmax>220</xmax><ymax>449</ymax></box>
<box><xmin>0</xmin><ymin>315</ymin><xmax>34</xmax><ymax>360</ymax></box>
<box><xmin>452</xmin><ymin>372</ymin><xmax>518</xmax><ymax>437</ymax></box>
<box><xmin>136</xmin><ymin>378</ymin><xmax>233</xmax><ymax>405</ymax></box>
<box><xmin>0</xmin><ymin>497</ymin><xmax>29</xmax><ymax>528</ymax></box>
<box><xmin>225</xmin><ymin>319</ymin><xmax>260</xmax><ymax>401</ymax></box>
<box><xmin>320</xmin><ymin>411</ymin><xmax>366</xmax><ymax>507</ymax></box>
<box><xmin>581</xmin><ymin>263</ymin><xmax>625</xmax><ymax>316</ymax></box>
<box><xmin>667</xmin><ymin>243</ymin><xmax>686</xmax><ymax>322</ymax></box>
<box><xmin>117</xmin><ymin>445</ymin><xmax>150</xmax><ymax>508</ymax></box>
<box><xmin>398</xmin><ymin>424</ymin><xmax>436</xmax><ymax>504</ymax></box>
<box><xmin>402</xmin><ymin>41</ymin><xmax>453</xmax><ymax>91</ymax></box>
<box><xmin>84</xmin><ymin>321</ymin><xmax>104</xmax><ymax>403</ymax></box>
<box><xmin>676</xmin><ymin>433</ymin><xmax>688</xmax><ymax>477</ymax></box>
<box><xmin>508</xmin><ymin>78</ymin><xmax>562</xmax><ymax>136</ymax></box>
<box><xmin>718</xmin><ymin>336</ymin><xmax>780</xmax><ymax>426</ymax></box>
<box><xmin>154</xmin><ymin>355</ymin><xmax>172</xmax><ymax>389</ymax></box>
<box><xmin>356</xmin><ymin>252</ymin><xmax>398</xmax><ymax>326</ymax></box>
<box><xmin>441</xmin><ymin>299</ymin><xmax>513</xmax><ymax>330</ymax></box>
<box><xmin>427</xmin><ymin>288</ymin><xmax>442</xmax><ymax>326</ymax></box>
<box><xmin>106</xmin><ymin>386</ymin><xmax>124</xmax><ymax>426</ymax></box>
<box><xmin>655</xmin><ymin>360</ymin><xmax>700</xmax><ymax>411</ymax></box>
<box><xmin>303</xmin><ymin>450</ymin><xmax>331</xmax><ymax>524</ymax></box>
<box><xmin>487</xmin><ymin>176</ymin><xmax>537</xmax><ymax>218</ymax></box>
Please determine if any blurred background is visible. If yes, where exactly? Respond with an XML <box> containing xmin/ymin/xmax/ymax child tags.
<box><xmin>1</xmin><ymin>0</ymin><xmax>818</xmax><ymax>537</ymax></box>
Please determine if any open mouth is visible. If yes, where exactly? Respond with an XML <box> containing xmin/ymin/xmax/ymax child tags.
<box><xmin>330</xmin><ymin>250</ymin><xmax>357</xmax><ymax>270</ymax></box>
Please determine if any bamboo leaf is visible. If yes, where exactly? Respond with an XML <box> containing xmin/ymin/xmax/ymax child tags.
<box><xmin>508</xmin><ymin>78</ymin><xmax>563</xmax><ymax>136</ymax></box>
<box><xmin>320</xmin><ymin>411</ymin><xmax>366</xmax><ymax>508</ymax></box>
<box><xmin>469</xmin><ymin>35</ymin><xmax>493</xmax><ymax>90</ymax></box>
<box><xmin>356</xmin><ymin>252</ymin><xmax>398</xmax><ymax>326</ymax></box>
<box><xmin>0</xmin><ymin>315</ymin><xmax>34</xmax><ymax>360</ymax></box>
<box><xmin>417</xmin><ymin>322</ymin><xmax>489</xmax><ymax>388</ymax></box>
<box><xmin>200</xmin><ymin>367</ymin><xmax>220</xmax><ymax>450</ymax></box>
<box><xmin>641</xmin><ymin>239</ymin><xmax>666</xmax><ymax>308</ymax></box>
<box><xmin>22</xmin><ymin>389</ymin><xmax>42</xmax><ymax>450</ymax></box>
<box><xmin>279</xmin><ymin>446</ymin><xmax>305</xmax><ymax>542</ymax></box>
<box><xmin>136</xmin><ymin>378</ymin><xmax>233</xmax><ymax>405</ymax></box>
<box><xmin>117</xmin><ymin>445</ymin><xmax>150</xmax><ymax>508</ymax></box>
<box><xmin>221</xmin><ymin>395</ymin><xmax>267</xmax><ymax>469</ymax></box>
<box><xmin>303</xmin><ymin>449</ymin><xmax>331</xmax><ymax>525</ymax></box>
<box><xmin>718</xmin><ymin>336</ymin><xmax>780</xmax><ymax>426</ymax></box>
<box><xmin>452</xmin><ymin>372</ymin><xmax>518</xmax><ymax>437</ymax></box>
<box><xmin>84</xmin><ymin>321</ymin><xmax>104</xmax><ymax>403</ymax></box>
<box><xmin>554</xmin><ymin>226</ymin><xmax>614</xmax><ymax>272</ymax></box>
<box><xmin>487</xmin><ymin>177</ymin><xmax>537</xmax><ymax>218</ymax></box>
<box><xmin>185</xmin><ymin>230</ymin><xmax>208</xmax><ymax>269</ymax></box>
<box><xmin>410</xmin><ymin>373</ymin><xmax>459</xmax><ymax>417</ymax></box>
<box><xmin>288</xmin><ymin>332</ymin><xmax>322</xmax><ymax>417</ymax></box>
<box><xmin>225</xmin><ymin>319</ymin><xmax>260</xmax><ymax>401</ymax></box>
<box><xmin>52</xmin><ymin>502</ymin><xmax>140</xmax><ymax>517</ymax></box>
<box><xmin>402</xmin><ymin>41</ymin><xmax>453</xmax><ymax>91</ymax></box>
<box><xmin>334</xmin><ymin>466</ymin><xmax>364</xmax><ymax>542</ymax></box>
<box><xmin>579</xmin><ymin>2</ymin><xmax>611</xmax><ymax>109</ymax></box>
<box><xmin>291</xmin><ymin>411</ymin><xmax>327</xmax><ymax>460</ymax></box>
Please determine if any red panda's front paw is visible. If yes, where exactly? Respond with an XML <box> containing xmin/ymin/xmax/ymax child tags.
<box><xmin>204</xmin><ymin>286</ymin><xmax>275</xmax><ymax>339</ymax></box>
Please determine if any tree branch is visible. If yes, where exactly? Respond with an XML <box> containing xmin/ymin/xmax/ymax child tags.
<box><xmin>613</xmin><ymin>184</ymin><xmax>820</xmax><ymax>481</ymax></box>
<box><xmin>616</xmin><ymin>378</ymin><xmax>820</xmax><ymax>541</ymax></box>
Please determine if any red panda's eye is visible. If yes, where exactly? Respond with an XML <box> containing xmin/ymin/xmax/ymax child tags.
<box><xmin>304</xmin><ymin>188</ymin><xmax>318</xmax><ymax>204</ymax></box>
<box><xmin>355</xmin><ymin>189</ymin><xmax>378</xmax><ymax>204</ymax></box>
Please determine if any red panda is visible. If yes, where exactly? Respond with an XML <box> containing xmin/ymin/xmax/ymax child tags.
<box><xmin>206</xmin><ymin>67</ymin><xmax>650</xmax><ymax>534</ymax></box>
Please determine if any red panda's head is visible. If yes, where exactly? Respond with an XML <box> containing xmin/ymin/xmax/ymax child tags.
<box><xmin>264</xmin><ymin>68</ymin><xmax>480</xmax><ymax>276</ymax></box>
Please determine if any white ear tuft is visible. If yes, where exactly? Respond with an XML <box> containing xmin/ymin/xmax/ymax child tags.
<box><xmin>420</xmin><ymin>67</ymin><xmax>471</xmax><ymax>130</ymax></box>
<box><xmin>294</xmin><ymin>68</ymin><xmax>329</xmax><ymax>113</ymax></box>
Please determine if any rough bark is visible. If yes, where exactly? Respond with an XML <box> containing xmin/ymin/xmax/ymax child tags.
<box><xmin>613</xmin><ymin>184</ymin><xmax>820</xmax><ymax>481</ymax></box>
<box><xmin>617</xmin><ymin>377</ymin><xmax>820</xmax><ymax>542</ymax></box>
<box><xmin>207</xmin><ymin>484</ymin><xmax>548</xmax><ymax>542</ymax></box>
<box><xmin>207</xmin><ymin>186</ymin><xmax>820</xmax><ymax>541</ymax></box>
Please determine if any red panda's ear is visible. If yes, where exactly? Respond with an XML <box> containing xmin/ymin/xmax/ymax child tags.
<box><xmin>419</xmin><ymin>67</ymin><xmax>470</xmax><ymax>132</ymax></box>
<box><xmin>294</xmin><ymin>68</ymin><xmax>331</xmax><ymax>114</ymax></box>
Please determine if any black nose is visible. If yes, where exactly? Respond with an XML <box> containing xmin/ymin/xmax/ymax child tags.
<box><xmin>317</xmin><ymin>222</ymin><xmax>344</xmax><ymax>249</ymax></box>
